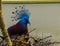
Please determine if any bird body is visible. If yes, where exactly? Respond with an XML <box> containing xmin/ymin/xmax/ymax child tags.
<box><xmin>7</xmin><ymin>9</ymin><xmax>30</xmax><ymax>39</ymax></box>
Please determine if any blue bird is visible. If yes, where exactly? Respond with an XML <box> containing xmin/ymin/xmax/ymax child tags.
<box><xmin>7</xmin><ymin>9</ymin><xmax>30</xmax><ymax>40</ymax></box>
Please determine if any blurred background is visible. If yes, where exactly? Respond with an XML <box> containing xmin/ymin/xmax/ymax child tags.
<box><xmin>1</xmin><ymin>4</ymin><xmax>60</xmax><ymax>46</ymax></box>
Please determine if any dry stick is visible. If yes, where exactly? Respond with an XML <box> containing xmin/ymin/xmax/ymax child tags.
<box><xmin>29</xmin><ymin>28</ymin><xmax>36</xmax><ymax>33</ymax></box>
<box><xmin>0</xmin><ymin>1</ymin><xmax>12</xmax><ymax>46</ymax></box>
<box><xmin>25</xmin><ymin>28</ymin><xmax>37</xmax><ymax>41</ymax></box>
